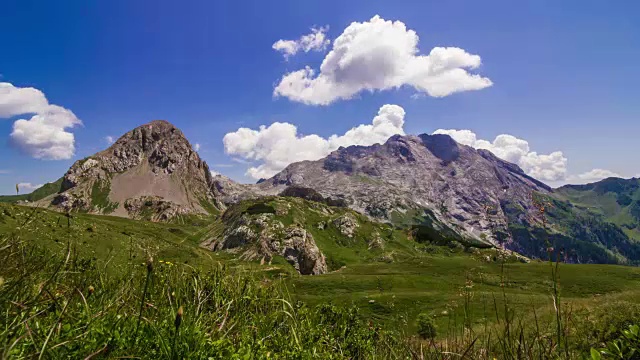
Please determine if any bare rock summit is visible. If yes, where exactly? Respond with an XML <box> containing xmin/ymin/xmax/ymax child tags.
<box><xmin>46</xmin><ymin>120</ymin><xmax>223</xmax><ymax>220</ymax></box>
<box><xmin>258</xmin><ymin>133</ymin><xmax>552</xmax><ymax>247</ymax></box>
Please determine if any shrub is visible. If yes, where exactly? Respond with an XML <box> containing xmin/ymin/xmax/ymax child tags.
<box><xmin>244</xmin><ymin>203</ymin><xmax>276</xmax><ymax>215</ymax></box>
<box><xmin>416</xmin><ymin>312</ymin><xmax>437</xmax><ymax>340</ymax></box>
<box><xmin>572</xmin><ymin>301</ymin><xmax>640</xmax><ymax>351</ymax></box>
<box><xmin>591</xmin><ymin>324</ymin><xmax>640</xmax><ymax>359</ymax></box>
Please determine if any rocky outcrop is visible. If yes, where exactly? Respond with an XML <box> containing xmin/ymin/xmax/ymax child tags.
<box><xmin>204</xmin><ymin>213</ymin><xmax>327</xmax><ymax>275</ymax></box>
<box><xmin>332</xmin><ymin>213</ymin><xmax>359</xmax><ymax>238</ymax></box>
<box><xmin>269</xmin><ymin>227</ymin><xmax>327</xmax><ymax>275</ymax></box>
<box><xmin>368</xmin><ymin>232</ymin><xmax>384</xmax><ymax>250</ymax></box>
<box><xmin>51</xmin><ymin>192</ymin><xmax>89</xmax><ymax>212</ymax></box>
<box><xmin>124</xmin><ymin>196</ymin><xmax>192</xmax><ymax>222</ymax></box>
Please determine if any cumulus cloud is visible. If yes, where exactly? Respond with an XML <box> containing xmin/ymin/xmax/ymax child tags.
<box><xmin>105</xmin><ymin>136</ymin><xmax>115</xmax><ymax>145</ymax></box>
<box><xmin>17</xmin><ymin>182</ymin><xmax>43</xmax><ymax>194</ymax></box>
<box><xmin>273</xmin><ymin>26</ymin><xmax>331</xmax><ymax>59</ymax></box>
<box><xmin>428</xmin><ymin>131</ymin><xmax>635</xmax><ymax>186</ymax></box>
<box><xmin>432</xmin><ymin>129</ymin><xmax>568</xmax><ymax>182</ymax></box>
<box><xmin>223</xmin><ymin>104</ymin><xmax>405</xmax><ymax>179</ymax></box>
<box><xmin>566</xmin><ymin>169</ymin><xmax>622</xmax><ymax>184</ymax></box>
<box><xmin>273</xmin><ymin>15</ymin><xmax>492</xmax><ymax>105</ymax></box>
<box><xmin>224</xmin><ymin>104</ymin><xmax>626</xmax><ymax>185</ymax></box>
<box><xmin>10</xmin><ymin>105</ymin><xmax>82</xmax><ymax>160</ymax></box>
<box><xmin>194</xmin><ymin>143</ymin><xmax>201</xmax><ymax>151</ymax></box>
<box><xmin>0</xmin><ymin>82</ymin><xmax>82</xmax><ymax>160</ymax></box>
<box><xmin>0</xmin><ymin>82</ymin><xmax>48</xmax><ymax>117</ymax></box>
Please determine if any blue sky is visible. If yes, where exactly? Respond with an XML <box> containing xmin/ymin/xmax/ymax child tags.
<box><xmin>1</xmin><ymin>0</ymin><xmax>639</xmax><ymax>194</ymax></box>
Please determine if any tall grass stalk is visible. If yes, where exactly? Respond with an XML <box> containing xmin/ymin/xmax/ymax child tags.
<box><xmin>134</xmin><ymin>256</ymin><xmax>154</xmax><ymax>343</ymax></box>
<box><xmin>171</xmin><ymin>306</ymin><xmax>183</xmax><ymax>360</ymax></box>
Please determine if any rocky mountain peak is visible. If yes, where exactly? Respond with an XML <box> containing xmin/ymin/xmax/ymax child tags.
<box><xmin>259</xmin><ymin>132</ymin><xmax>552</xmax><ymax>246</ymax></box>
<box><xmin>47</xmin><ymin>120</ymin><xmax>222</xmax><ymax>219</ymax></box>
<box><xmin>419</xmin><ymin>133</ymin><xmax>461</xmax><ymax>163</ymax></box>
<box><xmin>99</xmin><ymin>119</ymin><xmax>200</xmax><ymax>174</ymax></box>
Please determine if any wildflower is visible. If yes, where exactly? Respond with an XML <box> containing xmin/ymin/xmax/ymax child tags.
<box><xmin>88</xmin><ymin>285</ymin><xmax>95</xmax><ymax>296</ymax></box>
<box><xmin>146</xmin><ymin>256</ymin><xmax>154</xmax><ymax>273</ymax></box>
<box><xmin>465</xmin><ymin>279</ymin><xmax>474</xmax><ymax>289</ymax></box>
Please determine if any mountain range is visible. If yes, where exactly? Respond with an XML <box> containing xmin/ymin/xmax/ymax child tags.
<box><xmin>3</xmin><ymin>120</ymin><xmax>639</xmax><ymax>268</ymax></box>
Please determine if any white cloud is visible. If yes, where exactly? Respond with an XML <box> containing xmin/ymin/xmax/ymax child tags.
<box><xmin>273</xmin><ymin>15</ymin><xmax>492</xmax><ymax>105</ymax></box>
<box><xmin>223</xmin><ymin>105</ymin><xmax>628</xmax><ymax>185</ymax></box>
<box><xmin>10</xmin><ymin>105</ymin><xmax>82</xmax><ymax>160</ymax></box>
<box><xmin>1</xmin><ymin>82</ymin><xmax>82</xmax><ymax>160</ymax></box>
<box><xmin>0</xmin><ymin>82</ymin><xmax>48</xmax><ymax>117</ymax></box>
<box><xmin>194</xmin><ymin>143</ymin><xmax>201</xmax><ymax>151</ymax></box>
<box><xmin>0</xmin><ymin>170</ymin><xmax>11</xmax><ymax>174</ymax></box>
<box><xmin>210</xmin><ymin>170</ymin><xmax>219</xmax><ymax>177</ymax></box>
<box><xmin>566</xmin><ymin>169</ymin><xmax>621</xmax><ymax>184</ymax></box>
<box><xmin>105</xmin><ymin>136</ymin><xmax>115</xmax><ymax>144</ymax></box>
<box><xmin>17</xmin><ymin>182</ymin><xmax>43</xmax><ymax>194</ymax></box>
<box><xmin>272</xmin><ymin>26</ymin><xmax>330</xmax><ymax>59</ymax></box>
<box><xmin>433</xmin><ymin>129</ymin><xmax>568</xmax><ymax>182</ymax></box>
<box><xmin>224</xmin><ymin>104</ymin><xmax>405</xmax><ymax>179</ymax></box>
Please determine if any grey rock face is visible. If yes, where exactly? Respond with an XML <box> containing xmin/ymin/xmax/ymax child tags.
<box><xmin>274</xmin><ymin>227</ymin><xmax>327</xmax><ymax>275</ymax></box>
<box><xmin>258</xmin><ymin>133</ymin><xmax>552</xmax><ymax>247</ymax></box>
<box><xmin>205</xmin><ymin>213</ymin><xmax>327</xmax><ymax>275</ymax></box>
<box><xmin>368</xmin><ymin>232</ymin><xmax>384</xmax><ymax>250</ymax></box>
<box><xmin>49</xmin><ymin>120</ymin><xmax>224</xmax><ymax>220</ymax></box>
<box><xmin>211</xmin><ymin>174</ymin><xmax>259</xmax><ymax>204</ymax></box>
<box><xmin>123</xmin><ymin>196</ymin><xmax>192</xmax><ymax>222</ymax></box>
<box><xmin>51</xmin><ymin>192</ymin><xmax>88</xmax><ymax>212</ymax></box>
<box><xmin>332</xmin><ymin>213</ymin><xmax>359</xmax><ymax>238</ymax></box>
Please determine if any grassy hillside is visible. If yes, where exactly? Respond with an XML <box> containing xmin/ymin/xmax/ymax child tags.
<box><xmin>494</xmin><ymin>191</ymin><xmax>640</xmax><ymax>265</ymax></box>
<box><xmin>557</xmin><ymin>177</ymin><xmax>640</xmax><ymax>241</ymax></box>
<box><xmin>206</xmin><ymin>195</ymin><xmax>422</xmax><ymax>270</ymax></box>
<box><xmin>0</xmin><ymin>177</ymin><xmax>63</xmax><ymax>203</ymax></box>
<box><xmin>0</xmin><ymin>202</ymin><xmax>228</xmax><ymax>273</ymax></box>
<box><xmin>2</xmin><ymin>201</ymin><xmax>640</xmax><ymax>358</ymax></box>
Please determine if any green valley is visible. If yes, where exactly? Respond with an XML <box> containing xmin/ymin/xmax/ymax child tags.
<box><xmin>2</xmin><ymin>198</ymin><xmax>640</xmax><ymax>358</ymax></box>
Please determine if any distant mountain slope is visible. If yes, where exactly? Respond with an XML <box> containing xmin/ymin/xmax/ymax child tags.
<box><xmin>557</xmin><ymin>177</ymin><xmax>640</xmax><ymax>241</ymax></box>
<box><xmin>0</xmin><ymin>177</ymin><xmax>63</xmax><ymax>203</ymax></box>
<box><xmin>256</xmin><ymin>134</ymin><xmax>640</xmax><ymax>264</ymax></box>
<box><xmin>31</xmin><ymin>120</ymin><xmax>224</xmax><ymax>221</ymax></box>
<box><xmin>258</xmin><ymin>134</ymin><xmax>552</xmax><ymax>246</ymax></box>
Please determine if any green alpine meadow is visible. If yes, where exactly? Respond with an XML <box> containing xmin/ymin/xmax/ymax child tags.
<box><xmin>3</xmin><ymin>3</ymin><xmax>640</xmax><ymax>359</ymax></box>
